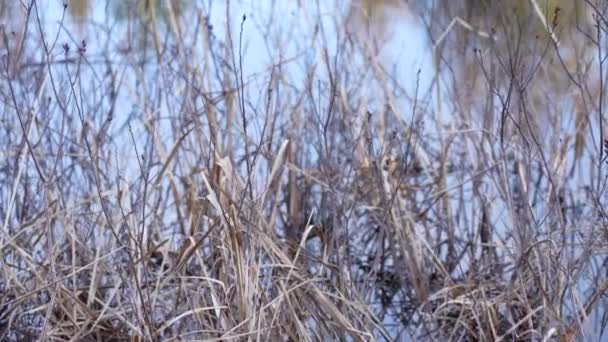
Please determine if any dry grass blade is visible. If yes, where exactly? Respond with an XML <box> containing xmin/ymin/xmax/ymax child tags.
<box><xmin>153</xmin><ymin>126</ymin><xmax>194</xmax><ymax>187</ymax></box>
<box><xmin>262</xmin><ymin>139</ymin><xmax>290</xmax><ymax>206</ymax></box>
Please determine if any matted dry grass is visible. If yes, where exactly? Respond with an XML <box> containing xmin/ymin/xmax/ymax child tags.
<box><xmin>1</xmin><ymin>0</ymin><xmax>608</xmax><ymax>341</ymax></box>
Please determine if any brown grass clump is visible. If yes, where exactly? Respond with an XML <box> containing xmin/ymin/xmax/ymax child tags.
<box><xmin>1</xmin><ymin>0</ymin><xmax>608</xmax><ymax>341</ymax></box>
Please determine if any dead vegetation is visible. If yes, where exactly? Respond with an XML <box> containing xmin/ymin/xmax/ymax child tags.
<box><xmin>1</xmin><ymin>0</ymin><xmax>608</xmax><ymax>341</ymax></box>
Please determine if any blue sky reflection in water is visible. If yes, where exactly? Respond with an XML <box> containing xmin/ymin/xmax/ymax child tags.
<box><xmin>38</xmin><ymin>0</ymin><xmax>433</xmax><ymax>175</ymax></box>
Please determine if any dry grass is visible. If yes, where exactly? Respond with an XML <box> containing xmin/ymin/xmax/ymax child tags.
<box><xmin>1</xmin><ymin>0</ymin><xmax>608</xmax><ymax>341</ymax></box>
